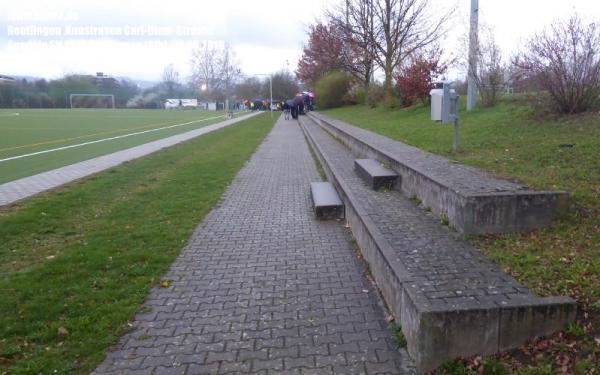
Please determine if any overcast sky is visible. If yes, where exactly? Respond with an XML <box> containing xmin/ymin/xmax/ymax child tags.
<box><xmin>0</xmin><ymin>0</ymin><xmax>598</xmax><ymax>83</ymax></box>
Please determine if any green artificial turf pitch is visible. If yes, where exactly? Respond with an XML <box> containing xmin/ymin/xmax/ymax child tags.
<box><xmin>0</xmin><ymin>109</ymin><xmax>231</xmax><ymax>184</ymax></box>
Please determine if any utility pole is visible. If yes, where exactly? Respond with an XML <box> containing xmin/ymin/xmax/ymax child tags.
<box><xmin>467</xmin><ymin>0</ymin><xmax>479</xmax><ymax>111</ymax></box>
<box><xmin>269</xmin><ymin>75</ymin><xmax>273</xmax><ymax>118</ymax></box>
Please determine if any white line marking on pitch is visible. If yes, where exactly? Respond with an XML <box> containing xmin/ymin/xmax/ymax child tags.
<box><xmin>0</xmin><ymin>112</ymin><xmax>20</xmax><ymax>117</ymax></box>
<box><xmin>0</xmin><ymin>114</ymin><xmax>226</xmax><ymax>163</ymax></box>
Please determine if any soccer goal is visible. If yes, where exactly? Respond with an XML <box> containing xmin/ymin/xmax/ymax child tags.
<box><xmin>69</xmin><ymin>93</ymin><xmax>115</xmax><ymax>109</ymax></box>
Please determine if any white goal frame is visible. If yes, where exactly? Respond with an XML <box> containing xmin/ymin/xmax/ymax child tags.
<box><xmin>69</xmin><ymin>93</ymin><xmax>115</xmax><ymax>109</ymax></box>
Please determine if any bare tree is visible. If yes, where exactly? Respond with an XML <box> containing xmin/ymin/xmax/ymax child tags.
<box><xmin>370</xmin><ymin>0</ymin><xmax>452</xmax><ymax>97</ymax></box>
<box><xmin>464</xmin><ymin>26</ymin><xmax>505</xmax><ymax>107</ymax></box>
<box><xmin>219</xmin><ymin>43</ymin><xmax>241</xmax><ymax>105</ymax></box>
<box><xmin>190</xmin><ymin>42</ymin><xmax>240</xmax><ymax>101</ymax></box>
<box><xmin>235</xmin><ymin>77</ymin><xmax>262</xmax><ymax>100</ymax></box>
<box><xmin>513</xmin><ymin>14</ymin><xmax>600</xmax><ymax>114</ymax></box>
<box><xmin>328</xmin><ymin>0</ymin><xmax>377</xmax><ymax>93</ymax></box>
<box><xmin>191</xmin><ymin>43</ymin><xmax>221</xmax><ymax>98</ymax></box>
<box><xmin>263</xmin><ymin>70</ymin><xmax>299</xmax><ymax>100</ymax></box>
<box><xmin>162</xmin><ymin>64</ymin><xmax>180</xmax><ymax>98</ymax></box>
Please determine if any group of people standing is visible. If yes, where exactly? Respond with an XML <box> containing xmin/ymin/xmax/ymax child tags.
<box><xmin>243</xmin><ymin>91</ymin><xmax>315</xmax><ymax>120</ymax></box>
<box><xmin>283</xmin><ymin>91</ymin><xmax>315</xmax><ymax>120</ymax></box>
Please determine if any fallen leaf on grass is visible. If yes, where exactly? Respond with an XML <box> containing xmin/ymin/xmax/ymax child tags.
<box><xmin>555</xmin><ymin>353</ymin><xmax>570</xmax><ymax>367</ymax></box>
<box><xmin>57</xmin><ymin>327</ymin><xmax>69</xmax><ymax>337</ymax></box>
<box><xmin>0</xmin><ymin>357</ymin><xmax>12</xmax><ymax>365</ymax></box>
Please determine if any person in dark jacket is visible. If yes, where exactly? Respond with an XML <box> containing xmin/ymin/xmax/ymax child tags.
<box><xmin>286</xmin><ymin>99</ymin><xmax>297</xmax><ymax>119</ymax></box>
<box><xmin>283</xmin><ymin>100</ymin><xmax>291</xmax><ymax>120</ymax></box>
<box><xmin>293</xmin><ymin>95</ymin><xmax>304</xmax><ymax>116</ymax></box>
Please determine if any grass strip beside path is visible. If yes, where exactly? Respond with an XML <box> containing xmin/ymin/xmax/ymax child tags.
<box><xmin>0</xmin><ymin>113</ymin><xmax>275</xmax><ymax>374</ymax></box>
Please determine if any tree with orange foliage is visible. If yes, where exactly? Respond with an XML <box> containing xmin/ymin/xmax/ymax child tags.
<box><xmin>296</xmin><ymin>23</ymin><xmax>346</xmax><ymax>86</ymax></box>
<box><xmin>395</xmin><ymin>50</ymin><xmax>447</xmax><ymax>107</ymax></box>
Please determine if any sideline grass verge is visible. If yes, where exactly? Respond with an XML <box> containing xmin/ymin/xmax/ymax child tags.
<box><xmin>0</xmin><ymin>113</ymin><xmax>275</xmax><ymax>374</ymax></box>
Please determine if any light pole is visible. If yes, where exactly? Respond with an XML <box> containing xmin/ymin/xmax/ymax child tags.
<box><xmin>199</xmin><ymin>83</ymin><xmax>208</xmax><ymax>110</ymax></box>
<box><xmin>467</xmin><ymin>0</ymin><xmax>479</xmax><ymax>111</ymax></box>
<box><xmin>269</xmin><ymin>76</ymin><xmax>272</xmax><ymax>118</ymax></box>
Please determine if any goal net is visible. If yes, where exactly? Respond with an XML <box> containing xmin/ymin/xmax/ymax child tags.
<box><xmin>70</xmin><ymin>93</ymin><xmax>115</xmax><ymax>109</ymax></box>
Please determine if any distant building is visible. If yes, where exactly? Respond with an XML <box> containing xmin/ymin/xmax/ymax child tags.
<box><xmin>95</xmin><ymin>72</ymin><xmax>117</xmax><ymax>88</ymax></box>
<box><xmin>165</xmin><ymin>99</ymin><xmax>198</xmax><ymax>109</ymax></box>
<box><xmin>198</xmin><ymin>102</ymin><xmax>218</xmax><ymax>110</ymax></box>
<box><xmin>0</xmin><ymin>75</ymin><xmax>16</xmax><ymax>85</ymax></box>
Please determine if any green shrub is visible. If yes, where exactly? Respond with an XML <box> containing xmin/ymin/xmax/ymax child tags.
<box><xmin>382</xmin><ymin>93</ymin><xmax>401</xmax><ymax>109</ymax></box>
<box><xmin>351</xmin><ymin>86</ymin><xmax>366</xmax><ymax>105</ymax></box>
<box><xmin>314</xmin><ymin>71</ymin><xmax>351</xmax><ymax>109</ymax></box>
<box><xmin>523</xmin><ymin>91</ymin><xmax>555</xmax><ymax>119</ymax></box>
<box><xmin>366</xmin><ymin>83</ymin><xmax>386</xmax><ymax>108</ymax></box>
<box><xmin>482</xmin><ymin>359</ymin><xmax>508</xmax><ymax>375</ymax></box>
<box><xmin>565</xmin><ymin>321</ymin><xmax>585</xmax><ymax>337</ymax></box>
<box><xmin>389</xmin><ymin>322</ymin><xmax>407</xmax><ymax>348</ymax></box>
<box><xmin>573</xmin><ymin>359</ymin><xmax>594</xmax><ymax>375</ymax></box>
<box><xmin>439</xmin><ymin>360</ymin><xmax>473</xmax><ymax>375</ymax></box>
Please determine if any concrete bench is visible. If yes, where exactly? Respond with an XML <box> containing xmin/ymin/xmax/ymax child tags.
<box><xmin>310</xmin><ymin>182</ymin><xmax>343</xmax><ymax>219</ymax></box>
<box><xmin>354</xmin><ymin>158</ymin><xmax>399</xmax><ymax>190</ymax></box>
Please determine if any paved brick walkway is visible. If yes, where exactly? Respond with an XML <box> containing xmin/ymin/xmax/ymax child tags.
<box><xmin>92</xmin><ymin>116</ymin><xmax>413</xmax><ymax>374</ymax></box>
<box><xmin>0</xmin><ymin>113</ymin><xmax>258</xmax><ymax>207</ymax></box>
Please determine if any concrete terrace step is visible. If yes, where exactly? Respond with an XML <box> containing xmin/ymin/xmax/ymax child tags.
<box><xmin>298</xmin><ymin>115</ymin><xmax>576</xmax><ymax>373</ymax></box>
<box><xmin>354</xmin><ymin>158</ymin><xmax>399</xmax><ymax>190</ymax></box>
<box><xmin>310</xmin><ymin>181</ymin><xmax>344</xmax><ymax>219</ymax></box>
<box><xmin>307</xmin><ymin>112</ymin><xmax>568</xmax><ymax>235</ymax></box>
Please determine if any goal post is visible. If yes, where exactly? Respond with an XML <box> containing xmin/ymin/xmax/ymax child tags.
<box><xmin>69</xmin><ymin>93</ymin><xmax>115</xmax><ymax>109</ymax></box>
